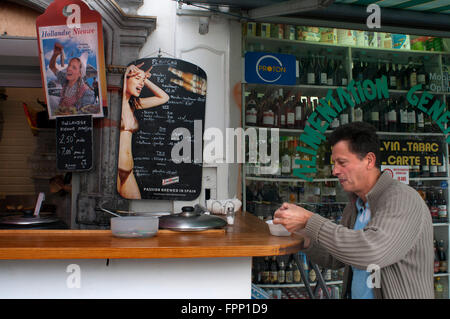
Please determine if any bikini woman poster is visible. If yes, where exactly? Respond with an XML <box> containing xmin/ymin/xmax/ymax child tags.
<box><xmin>118</xmin><ymin>58</ymin><xmax>207</xmax><ymax>200</ymax></box>
<box><xmin>36</xmin><ymin>0</ymin><xmax>106</xmax><ymax>119</ymax></box>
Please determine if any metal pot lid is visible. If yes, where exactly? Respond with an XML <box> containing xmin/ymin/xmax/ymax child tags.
<box><xmin>159</xmin><ymin>206</ymin><xmax>227</xmax><ymax>231</ymax></box>
<box><xmin>0</xmin><ymin>215</ymin><xmax>60</xmax><ymax>226</ymax></box>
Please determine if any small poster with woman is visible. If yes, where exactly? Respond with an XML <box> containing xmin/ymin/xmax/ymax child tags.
<box><xmin>36</xmin><ymin>0</ymin><xmax>106</xmax><ymax>119</ymax></box>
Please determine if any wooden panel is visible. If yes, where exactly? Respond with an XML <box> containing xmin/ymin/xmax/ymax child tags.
<box><xmin>0</xmin><ymin>212</ymin><xmax>304</xmax><ymax>260</ymax></box>
<box><xmin>0</xmin><ymin>88</ymin><xmax>46</xmax><ymax>195</ymax></box>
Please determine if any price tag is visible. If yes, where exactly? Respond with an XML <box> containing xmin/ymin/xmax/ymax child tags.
<box><xmin>56</xmin><ymin>115</ymin><xmax>93</xmax><ymax>171</ymax></box>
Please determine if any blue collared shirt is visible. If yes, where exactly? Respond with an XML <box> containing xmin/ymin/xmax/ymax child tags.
<box><xmin>351</xmin><ymin>198</ymin><xmax>375</xmax><ymax>299</ymax></box>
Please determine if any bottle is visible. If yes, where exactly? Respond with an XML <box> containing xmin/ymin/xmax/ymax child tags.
<box><xmin>435</xmin><ymin>277</ymin><xmax>444</xmax><ymax>299</ymax></box>
<box><xmin>417</xmin><ymin>111</ymin><xmax>424</xmax><ymax>133</ymax></box>
<box><xmin>407</xmin><ymin>101</ymin><xmax>416</xmax><ymax>132</ymax></box>
<box><xmin>262</xmin><ymin>256</ymin><xmax>270</xmax><ymax>283</ymax></box>
<box><xmin>388</xmin><ymin>62</ymin><xmax>397</xmax><ymax>90</ymax></box>
<box><xmin>285</xmin><ymin>95</ymin><xmax>296</xmax><ymax>129</ymax></box>
<box><xmin>281</xmin><ymin>137</ymin><xmax>292</xmax><ymax>176</ymax></box>
<box><xmin>421</xmin><ymin>154</ymin><xmax>430</xmax><ymax>179</ymax></box>
<box><xmin>320</xmin><ymin>56</ymin><xmax>328</xmax><ymax>86</ymax></box>
<box><xmin>337</xmin><ymin>61</ymin><xmax>348</xmax><ymax>86</ymax></box>
<box><xmin>294</xmin><ymin>93</ymin><xmax>304</xmax><ymax>129</ymax></box>
<box><xmin>417</xmin><ymin>60</ymin><xmax>427</xmax><ymax>89</ymax></box>
<box><xmin>262</xmin><ymin>92</ymin><xmax>276</xmax><ymax>128</ymax></box>
<box><xmin>306</xmin><ymin>55</ymin><xmax>316</xmax><ymax>85</ymax></box>
<box><xmin>396</xmin><ymin>64</ymin><xmax>403</xmax><ymax>90</ymax></box>
<box><xmin>324</xmin><ymin>268</ymin><xmax>332</xmax><ymax>281</ymax></box>
<box><xmin>407</xmin><ymin>57</ymin><xmax>417</xmax><ymax>88</ymax></box>
<box><xmin>353</xmin><ymin>104</ymin><xmax>363</xmax><ymax>122</ymax></box>
<box><xmin>437</xmin><ymin>153</ymin><xmax>447</xmax><ymax>178</ymax></box>
<box><xmin>292</xmin><ymin>138</ymin><xmax>301</xmax><ymax>171</ymax></box>
<box><xmin>370</xmin><ymin>101</ymin><xmax>380</xmax><ymax>130</ymax></box>
<box><xmin>430</xmin><ymin>190</ymin><xmax>439</xmax><ymax>222</ymax></box>
<box><xmin>430</xmin><ymin>158</ymin><xmax>438</xmax><ymax>178</ymax></box>
<box><xmin>245</xmin><ymin>91</ymin><xmax>258</xmax><ymax>126</ymax></box>
<box><xmin>438</xmin><ymin>240</ymin><xmax>447</xmax><ymax>273</ymax></box>
<box><xmin>277</xmin><ymin>257</ymin><xmax>286</xmax><ymax>284</ymax></box>
<box><xmin>285</xmin><ymin>260</ymin><xmax>294</xmax><ymax>284</ymax></box>
<box><xmin>275</xmin><ymin>89</ymin><xmax>285</xmax><ymax>128</ymax></box>
<box><xmin>293</xmin><ymin>256</ymin><xmax>301</xmax><ymax>284</ymax></box>
<box><xmin>308</xmin><ymin>262</ymin><xmax>317</xmax><ymax>283</ymax></box>
<box><xmin>438</xmin><ymin>190</ymin><xmax>448</xmax><ymax>223</ymax></box>
<box><xmin>387</xmin><ymin>99</ymin><xmax>398</xmax><ymax>132</ymax></box>
<box><xmin>327</xmin><ymin>58</ymin><xmax>335</xmax><ymax>86</ymax></box>
<box><xmin>424</xmin><ymin>113</ymin><xmax>433</xmax><ymax>132</ymax></box>
<box><xmin>434</xmin><ymin>240</ymin><xmax>440</xmax><ymax>273</ymax></box>
<box><xmin>270</xmin><ymin>256</ymin><xmax>278</xmax><ymax>284</ymax></box>
<box><xmin>399</xmin><ymin>98</ymin><xmax>408</xmax><ymax>132</ymax></box>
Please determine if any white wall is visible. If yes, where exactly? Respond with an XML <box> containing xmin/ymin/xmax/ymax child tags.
<box><xmin>0</xmin><ymin>257</ymin><xmax>251</xmax><ymax>298</ymax></box>
<box><xmin>131</xmin><ymin>1</ymin><xmax>242</xmax><ymax>213</ymax></box>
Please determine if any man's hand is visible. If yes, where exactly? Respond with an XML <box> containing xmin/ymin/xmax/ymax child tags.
<box><xmin>273</xmin><ymin>202</ymin><xmax>314</xmax><ymax>233</ymax></box>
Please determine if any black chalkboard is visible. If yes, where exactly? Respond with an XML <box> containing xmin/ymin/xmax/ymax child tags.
<box><xmin>117</xmin><ymin>58</ymin><xmax>206</xmax><ymax>200</ymax></box>
<box><xmin>56</xmin><ymin>115</ymin><xmax>93</xmax><ymax>171</ymax></box>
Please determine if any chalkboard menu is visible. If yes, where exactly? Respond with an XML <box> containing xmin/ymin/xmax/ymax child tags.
<box><xmin>56</xmin><ymin>115</ymin><xmax>93</xmax><ymax>171</ymax></box>
<box><xmin>117</xmin><ymin>58</ymin><xmax>206</xmax><ymax>200</ymax></box>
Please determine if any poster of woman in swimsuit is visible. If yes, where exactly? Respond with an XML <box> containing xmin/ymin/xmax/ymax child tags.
<box><xmin>117</xmin><ymin>58</ymin><xmax>207</xmax><ymax>200</ymax></box>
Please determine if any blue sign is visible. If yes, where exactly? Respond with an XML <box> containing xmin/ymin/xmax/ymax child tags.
<box><xmin>245</xmin><ymin>52</ymin><xmax>296</xmax><ymax>85</ymax></box>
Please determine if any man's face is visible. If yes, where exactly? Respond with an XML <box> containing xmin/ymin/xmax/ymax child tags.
<box><xmin>331</xmin><ymin>140</ymin><xmax>370</xmax><ymax>194</ymax></box>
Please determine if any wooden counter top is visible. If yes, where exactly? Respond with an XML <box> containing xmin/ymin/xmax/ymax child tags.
<box><xmin>0</xmin><ymin>211</ymin><xmax>304</xmax><ymax>260</ymax></box>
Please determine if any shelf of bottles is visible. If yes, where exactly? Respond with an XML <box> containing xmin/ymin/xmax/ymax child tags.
<box><xmin>242</xmin><ymin>22</ymin><xmax>450</xmax><ymax>299</ymax></box>
<box><xmin>252</xmin><ymin>252</ymin><xmax>344</xmax><ymax>299</ymax></box>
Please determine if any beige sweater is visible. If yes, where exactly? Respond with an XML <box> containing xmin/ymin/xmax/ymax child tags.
<box><xmin>303</xmin><ymin>171</ymin><xmax>434</xmax><ymax>299</ymax></box>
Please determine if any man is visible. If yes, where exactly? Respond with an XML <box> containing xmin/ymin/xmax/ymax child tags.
<box><xmin>274</xmin><ymin>122</ymin><xmax>434</xmax><ymax>299</ymax></box>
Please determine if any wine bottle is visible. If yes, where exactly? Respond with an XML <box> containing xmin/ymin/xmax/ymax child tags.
<box><xmin>320</xmin><ymin>56</ymin><xmax>328</xmax><ymax>86</ymax></box>
<box><xmin>388</xmin><ymin>62</ymin><xmax>397</xmax><ymax>90</ymax></box>
<box><xmin>399</xmin><ymin>98</ymin><xmax>408</xmax><ymax>132</ymax></box>
<box><xmin>327</xmin><ymin>58</ymin><xmax>335</xmax><ymax>86</ymax></box>
<box><xmin>294</xmin><ymin>93</ymin><xmax>304</xmax><ymax>129</ymax></box>
<box><xmin>408</xmin><ymin>57</ymin><xmax>418</xmax><ymax>88</ymax></box>
<box><xmin>286</xmin><ymin>95</ymin><xmax>296</xmax><ymax>129</ymax></box>
<box><xmin>306</xmin><ymin>55</ymin><xmax>315</xmax><ymax>85</ymax></box>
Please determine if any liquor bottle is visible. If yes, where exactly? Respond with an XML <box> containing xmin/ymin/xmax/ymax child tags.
<box><xmin>270</xmin><ymin>256</ymin><xmax>278</xmax><ymax>284</ymax></box>
<box><xmin>438</xmin><ymin>190</ymin><xmax>448</xmax><ymax>223</ymax></box>
<box><xmin>417</xmin><ymin>111</ymin><xmax>424</xmax><ymax>132</ymax></box>
<box><xmin>396</xmin><ymin>64</ymin><xmax>403</xmax><ymax>90</ymax></box>
<box><xmin>281</xmin><ymin>137</ymin><xmax>292</xmax><ymax>176</ymax></box>
<box><xmin>424</xmin><ymin>113</ymin><xmax>433</xmax><ymax>132</ymax></box>
<box><xmin>306</xmin><ymin>55</ymin><xmax>316</xmax><ymax>85</ymax></box>
<box><xmin>294</xmin><ymin>93</ymin><xmax>304</xmax><ymax>129</ymax></box>
<box><xmin>437</xmin><ymin>153</ymin><xmax>447</xmax><ymax>178</ymax></box>
<box><xmin>327</xmin><ymin>58</ymin><xmax>335</xmax><ymax>86</ymax></box>
<box><xmin>308</xmin><ymin>262</ymin><xmax>317</xmax><ymax>283</ymax></box>
<box><xmin>402</xmin><ymin>63</ymin><xmax>410</xmax><ymax>90</ymax></box>
<box><xmin>292</xmin><ymin>138</ymin><xmax>301</xmax><ymax>171</ymax></box>
<box><xmin>262</xmin><ymin>92</ymin><xmax>276</xmax><ymax>128</ymax></box>
<box><xmin>407</xmin><ymin>100</ymin><xmax>416</xmax><ymax>132</ymax></box>
<box><xmin>286</xmin><ymin>95</ymin><xmax>296</xmax><ymax>129</ymax></box>
<box><xmin>388</xmin><ymin>62</ymin><xmax>397</xmax><ymax>90</ymax></box>
<box><xmin>262</xmin><ymin>256</ymin><xmax>270</xmax><ymax>283</ymax></box>
<box><xmin>407</xmin><ymin>57</ymin><xmax>418</xmax><ymax>88</ymax></box>
<box><xmin>293</xmin><ymin>256</ymin><xmax>301</xmax><ymax>284</ymax></box>
<box><xmin>438</xmin><ymin>240</ymin><xmax>447</xmax><ymax>273</ymax></box>
<box><xmin>422</xmin><ymin>161</ymin><xmax>431</xmax><ymax>180</ymax></box>
<box><xmin>399</xmin><ymin>98</ymin><xmax>408</xmax><ymax>132</ymax></box>
<box><xmin>245</xmin><ymin>92</ymin><xmax>258</xmax><ymax>126</ymax></box>
<box><xmin>387</xmin><ymin>99</ymin><xmax>398</xmax><ymax>132</ymax></box>
<box><xmin>370</xmin><ymin>101</ymin><xmax>380</xmax><ymax>130</ymax></box>
<box><xmin>353</xmin><ymin>103</ymin><xmax>363</xmax><ymax>122</ymax></box>
<box><xmin>434</xmin><ymin>240</ymin><xmax>440</xmax><ymax>273</ymax></box>
<box><xmin>324</xmin><ymin>268</ymin><xmax>332</xmax><ymax>281</ymax></box>
<box><xmin>339</xmin><ymin>107</ymin><xmax>349</xmax><ymax>127</ymax></box>
<box><xmin>285</xmin><ymin>260</ymin><xmax>294</xmax><ymax>284</ymax></box>
<box><xmin>320</xmin><ymin>56</ymin><xmax>328</xmax><ymax>86</ymax></box>
<box><xmin>337</xmin><ymin>60</ymin><xmax>348</xmax><ymax>86</ymax></box>
<box><xmin>435</xmin><ymin>277</ymin><xmax>444</xmax><ymax>299</ymax></box>
<box><xmin>430</xmin><ymin>190</ymin><xmax>439</xmax><ymax>222</ymax></box>
<box><xmin>417</xmin><ymin>60</ymin><xmax>428</xmax><ymax>89</ymax></box>
<box><xmin>277</xmin><ymin>257</ymin><xmax>286</xmax><ymax>284</ymax></box>
<box><xmin>275</xmin><ymin>89</ymin><xmax>284</xmax><ymax>128</ymax></box>
<box><xmin>330</xmin><ymin>116</ymin><xmax>340</xmax><ymax>130</ymax></box>
<box><xmin>304</xmin><ymin>97</ymin><xmax>314</xmax><ymax>123</ymax></box>
<box><xmin>430</xmin><ymin>158</ymin><xmax>438</xmax><ymax>178</ymax></box>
